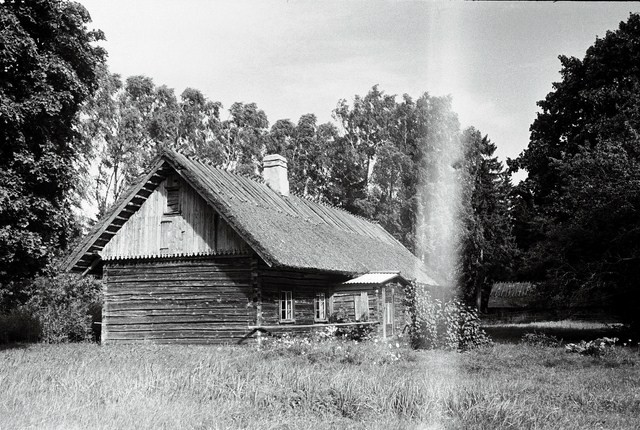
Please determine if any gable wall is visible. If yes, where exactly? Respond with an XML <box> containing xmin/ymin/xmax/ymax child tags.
<box><xmin>101</xmin><ymin>174</ymin><xmax>248</xmax><ymax>258</ymax></box>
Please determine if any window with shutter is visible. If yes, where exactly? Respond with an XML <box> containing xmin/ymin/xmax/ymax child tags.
<box><xmin>164</xmin><ymin>176</ymin><xmax>181</xmax><ymax>215</ymax></box>
<box><xmin>160</xmin><ymin>219</ymin><xmax>172</xmax><ymax>253</ymax></box>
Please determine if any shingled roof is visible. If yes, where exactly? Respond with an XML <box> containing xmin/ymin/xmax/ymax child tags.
<box><xmin>64</xmin><ymin>149</ymin><xmax>437</xmax><ymax>285</ymax></box>
<box><xmin>489</xmin><ymin>282</ymin><xmax>538</xmax><ymax>309</ymax></box>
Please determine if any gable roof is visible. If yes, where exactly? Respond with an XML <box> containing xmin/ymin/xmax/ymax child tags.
<box><xmin>64</xmin><ymin>149</ymin><xmax>437</xmax><ymax>285</ymax></box>
<box><xmin>490</xmin><ymin>282</ymin><xmax>536</xmax><ymax>299</ymax></box>
<box><xmin>489</xmin><ymin>282</ymin><xmax>538</xmax><ymax>309</ymax></box>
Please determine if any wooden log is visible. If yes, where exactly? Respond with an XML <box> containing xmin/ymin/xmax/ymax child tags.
<box><xmin>107</xmin><ymin>301</ymin><xmax>251</xmax><ymax>312</ymax></box>
<box><xmin>248</xmin><ymin>321</ymin><xmax>380</xmax><ymax>330</ymax></box>
<box><xmin>106</xmin><ymin>313</ymin><xmax>253</xmax><ymax>323</ymax></box>
<box><xmin>108</xmin><ymin>322</ymin><xmax>253</xmax><ymax>331</ymax></box>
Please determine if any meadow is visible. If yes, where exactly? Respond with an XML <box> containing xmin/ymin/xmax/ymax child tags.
<box><xmin>1</xmin><ymin>335</ymin><xmax>639</xmax><ymax>430</ymax></box>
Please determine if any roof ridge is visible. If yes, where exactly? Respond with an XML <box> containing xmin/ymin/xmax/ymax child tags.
<box><xmin>165</xmin><ymin>147</ymin><xmax>376</xmax><ymax>225</ymax></box>
<box><xmin>171</xmin><ymin>149</ymin><xmax>266</xmax><ymax>184</ymax></box>
<box><xmin>295</xmin><ymin>191</ymin><xmax>380</xmax><ymax>225</ymax></box>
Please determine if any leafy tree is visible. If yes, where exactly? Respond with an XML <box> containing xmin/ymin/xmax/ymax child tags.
<box><xmin>211</xmin><ymin>102</ymin><xmax>268</xmax><ymax>174</ymax></box>
<box><xmin>267</xmin><ymin>115</ymin><xmax>340</xmax><ymax>200</ymax></box>
<box><xmin>511</xmin><ymin>13</ymin><xmax>640</xmax><ymax>326</ymax></box>
<box><xmin>333</xmin><ymin>85</ymin><xmax>397</xmax><ymax>193</ymax></box>
<box><xmin>0</xmin><ymin>0</ymin><xmax>105</xmax><ymax>308</ymax></box>
<box><xmin>79</xmin><ymin>72</ymin><xmax>179</xmax><ymax>217</ymax></box>
<box><xmin>459</xmin><ymin>128</ymin><xmax>516</xmax><ymax>311</ymax></box>
<box><xmin>267</xmin><ymin>119</ymin><xmax>296</xmax><ymax>155</ymax></box>
<box><xmin>176</xmin><ymin>87</ymin><xmax>221</xmax><ymax>158</ymax></box>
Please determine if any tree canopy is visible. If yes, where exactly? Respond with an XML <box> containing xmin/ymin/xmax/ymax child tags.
<box><xmin>0</xmin><ymin>0</ymin><xmax>105</xmax><ymax>308</ymax></box>
<box><xmin>511</xmin><ymin>13</ymin><xmax>640</xmax><ymax>325</ymax></box>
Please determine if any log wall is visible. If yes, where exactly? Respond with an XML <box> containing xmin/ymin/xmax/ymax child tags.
<box><xmin>101</xmin><ymin>173</ymin><xmax>248</xmax><ymax>258</ymax></box>
<box><xmin>259</xmin><ymin>267</ymin><xmax>347</xmax><ymax>335</ymax></box>
<box><xmin>102</xmin><ymin>256</ymin><xmax>256</xmax><ymax>344</ymax></box>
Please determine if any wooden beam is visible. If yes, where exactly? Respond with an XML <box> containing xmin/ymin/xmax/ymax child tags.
<box><xmin>238</xmin><ymin>321</ymin><xmax>380</xmax><ymax>344</ymax></box>
<box><xmin>63</xmin><ymin>158</ymin><xmax>167</xmax><ymax>271</ymax></box>
<box><xmin>247</xmin><ymin>321</ymin><xmax>379</xmax><ymax>330</ymax></box>
<box><xmin>81</xmin><ymin>257</ymin><xmax>102</xmax><ymax>277</ymax></box>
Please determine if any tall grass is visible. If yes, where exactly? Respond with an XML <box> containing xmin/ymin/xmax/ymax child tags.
<box><xmin>1</xmin><ymin>341</ymin><xmax>639</xmax><ymax>429</ymax></box>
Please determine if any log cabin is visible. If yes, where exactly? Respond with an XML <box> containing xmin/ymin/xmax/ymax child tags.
<box><xmin>63</xmin><ymin>149</ymin><xmax>438</xmax><ymax>344</ymax></box>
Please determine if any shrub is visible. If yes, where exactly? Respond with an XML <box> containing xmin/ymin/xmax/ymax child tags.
<box><xmin>521</xmin><ymin>332</ymin><xmax>562</xmax><ymax>347</ymax></box>
<box><xmin>25</xmin><ymin>273</ymin><xmax>103</xmax><ymax>343</ymax></box>
<box><xmin>565</xmin><ymin>337</ymin><xmax>618</xmax><ymax>356</ymax></box>
<box><xmin>257</xmin><ymin>329</ymin><xmax>410</xmax><ymax>365</ymax></box>
<box><xmin>404</xmin><ymin>282</ymin><xmax>491</xmax><ymax>351</ymax></box>
<box><xmin>0</xmin><ymin>307</ymin><xmax>41</xmax><ymax>344</ymax></box>
<box><xmin>328</xmin><ymin>307</ymin><xmax>377</xmax><ymax>341</ymax></box>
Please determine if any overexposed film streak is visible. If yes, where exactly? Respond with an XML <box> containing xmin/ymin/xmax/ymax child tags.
<box><xmin>415</xmin><ymin>6</ymin><xmax>465</xmax><ymax>427</ymax></box>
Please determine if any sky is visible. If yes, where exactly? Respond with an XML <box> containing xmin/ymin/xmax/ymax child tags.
<box><xmin>78</xmin><ymin>0</ymin><xmax>640</xmax><ymax>174</ymax></box>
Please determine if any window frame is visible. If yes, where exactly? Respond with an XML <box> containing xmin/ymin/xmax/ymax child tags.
<box><xmin>279</xmin><ymin>290</ymin><xmax>294</xmax><ymax>322</ymax></box>
<box><xmin>164</xmin><ymin>186</ymin><xmax>181</xmax><ymax>215</ymax></box>
<box><xmin>159</xmin><ymin>219</ymin><xmax>172</xmax><ymax>253</ymax></box>
<box><xmin>164</xmin><ymin>175</ymin><xmax>181</xmax><ymax>215</ymax></box>
<box><xmin>314</xmin><ymin>292</ymin><xmax>328</xmax><ymax>322</ymax></box>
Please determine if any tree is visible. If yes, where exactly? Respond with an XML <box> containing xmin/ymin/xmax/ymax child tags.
<box><xmin>511</xmin><ymin>13</ymin><xmax>640</xmax><ymax>327</ymax></box>
<box><xmin>333</xmin><ymin>85</ymin><xmax>397</xmax><ymax>193</ymax></box>
<box><xmin>210</xmin><ymin>102</ymin><xmax>268</xmax><ymax>174</ymax></box>
<box><xmin>79</xmin><ymin>72</ymin><xmax>180</xmax><ymax>217</ymax></box>
<box><xmin>0</xmin><ymin>0</ymin><xmax>105</xmax><ymax>308</ymax></box>
<box><xmin>459</xmin><ymin>128</ymin><xmax>516</xmax><ymax>311</ymax></box>
<box><xmin>176</xmin><ymin>87</ymin><xmax>221</xmax><ymax>158</ymax></box>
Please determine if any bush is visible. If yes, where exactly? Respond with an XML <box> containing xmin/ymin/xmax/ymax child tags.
<box><xmin>521</xmin><ymin>332</ymin><xmax>562</xmax><ymax>347</ymax></box>
<box><xmin>404</xmin><ymin>282</ymin><xmax>491</xmax><ymax>351</ymax></box>
<box><xmin>328</xmin><ymin>308</ymin><xmax>377</xmax><ymax>341</ymax></box>
<box><xmin>0</xmin><ymin>307</ymin><xmax>41</xmax><ymax>344</ymax></box>
<box><xmin>257</xmin><ymin>328</ymin><xmax>411</xmax><ymax>365</ymax></box>
<box><xmin>565</xmin><ymin>337</ymin><xmax>618</xmax><ymax>356</ymax></box>
<box><xmin>25</xmin><ymin>273</ymin><xmax>103</xmax><ymax>343</ymax></box>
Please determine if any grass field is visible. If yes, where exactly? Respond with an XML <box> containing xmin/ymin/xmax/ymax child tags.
<box><xmin>1</xmin><ymin>336</ymin><xmax>639</xmax><ymax>430</ymax></box>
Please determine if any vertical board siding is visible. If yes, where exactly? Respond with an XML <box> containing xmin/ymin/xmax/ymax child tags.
<box><xmin>103</xmin><ymin>256</ymin><xmax>256</xmax><ymax>344</ymax></box>
<box><xmin>332</xmin><ymin>284</ymin><xmax>382</xmax><ymax>322</ymax></box>
<box><xmin>101</xmin><ymin>174</ymin><xmax>248</xmax><ymax>258</ymax></box>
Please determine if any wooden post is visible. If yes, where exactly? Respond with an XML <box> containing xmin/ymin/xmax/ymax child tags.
<box><xmin>101</xmin><ymin>266</ymin><xmax>108</xmax><ymax>345</ymax></box>
<box><xmin>381</xmin><ymin>287</ymin><xmax>387</xmax><ymax>339</ymax></box>
<box><xmin>251</xmin><ymin>257</ymin><xmax>262</xmax><ymax>326</ymax></box>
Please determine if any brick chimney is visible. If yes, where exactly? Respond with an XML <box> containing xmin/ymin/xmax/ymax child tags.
<box><xmin>263</xmin><ymin>154</ymin><xmax>289</xmax><ymax>196</ymax></box>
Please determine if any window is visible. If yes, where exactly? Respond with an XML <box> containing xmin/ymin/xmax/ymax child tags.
<box><xmin>160</xmin><ymin>219</ymin><xmax>172</xmax><ymax>252</ymax></box>
<box><xmin>165</xmin><ymin>176</ymin><xmax>181</xmax><ymax>215</ymax></box>
<box><xmin>314</xmin><ymin>292</ymin><xmax>327</xmax><ymax>321</ymax></box>
<box><xmin>166</xmin><ymin>188</ymin><xmax>180</xmax><ymax>214</ymax></box>
<box><xmin>280</xmin><ymin>291</ymin><xmax>293</xmax><ymax>321</ymax></box>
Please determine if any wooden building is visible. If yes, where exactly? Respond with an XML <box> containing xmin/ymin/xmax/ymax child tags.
<box><xmin>64</xmin><ymin>150</ymin><xmax>437</xmax><ymax>344</ymax></box>
<box><xmin>487</xmin><ymin>282</ymin><xmax>540</xmax><ymax>322</ymax></box>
